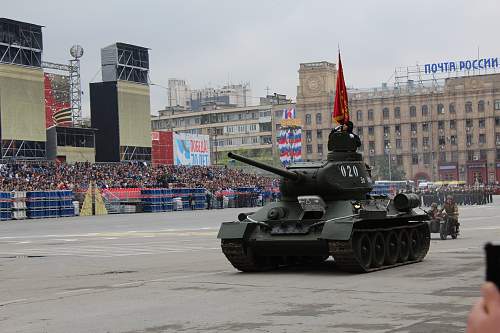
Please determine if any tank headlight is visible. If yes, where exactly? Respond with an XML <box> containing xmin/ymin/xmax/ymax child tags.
<box><xmin>353</xmin><ymin>203</ymin><xmax>361</xmax><ymax>210</ymax></box>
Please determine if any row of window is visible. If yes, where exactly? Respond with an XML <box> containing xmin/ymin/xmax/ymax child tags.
<box><xmin>356</xmin><ymin>100</ymin><xmax>498</xmax><ymax>121</ymax></box>
<box><xmin>364</xmin><ymin>132</ymin><xmax>491</xmax><ymax>152</ymax></box>
<box><xmin>365</xmin><ymin>150</ymin><xmax>490</xmax><ymax>166</ymax></box>
<box><xmin>304</xmin><ymin>113</ymin><xmax>322</xmax><ymax>125</ymax></box>
<box><xmin>214</xmin><ymin>135</ymin><xmax>272</xmax><ymax>147</ymax></box>
<box><xmin>357</xmin><ymin>118</ymin><xmax>492</xmax><ymax>137</ymax></box>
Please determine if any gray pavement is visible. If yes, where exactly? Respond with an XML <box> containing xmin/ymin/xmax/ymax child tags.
<box><xmin>0</xmin><ymin>201</ymin><xmax>499</xmax><ymax>333</ymax></box>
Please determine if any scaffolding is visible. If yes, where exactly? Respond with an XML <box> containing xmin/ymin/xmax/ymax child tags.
<box><xmin>0</xmin><ymin>18</ymin><xmax>43</xmax><ymax>67</ymax></box>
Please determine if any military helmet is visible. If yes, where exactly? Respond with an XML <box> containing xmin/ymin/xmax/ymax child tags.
<box><xmin>431</xmin><ymin>202</ymin><xmax>438</xmax><ymax>208</ymax></box>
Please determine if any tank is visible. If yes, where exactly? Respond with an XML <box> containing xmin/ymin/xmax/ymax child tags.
<box><xmin>217</xmin><ymin>131</ymin><xmax>431</xmax><ymax>273</ymax></box>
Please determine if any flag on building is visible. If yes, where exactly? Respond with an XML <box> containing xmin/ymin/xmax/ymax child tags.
<box><xmin>333</xmin><ymin>52</ymin><xmax>349</xmax><ymax>124</ymax></box>
<box><xmin>53</xmin><ymin>107</ymin><xmax>73</xmax><ymax>125</ymax></box>
<box><xmin>282</xmin><ymin>107</ymin><xmax>296</xmax><ymax>119</ymax></box>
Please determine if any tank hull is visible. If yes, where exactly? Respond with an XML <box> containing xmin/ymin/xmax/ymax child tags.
<box><xmin>218</xmin><ymin>198</ymin><xmax>431</xmax><ymax>273</ymax></box>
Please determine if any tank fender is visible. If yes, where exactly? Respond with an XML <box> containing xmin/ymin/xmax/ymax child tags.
<box><xmin>217</xmin><ymin>222</ymin><xmax>255</xmax><ymax>239</ymax></box>
<box><xmin>320</xmin><ymin>220</ymin><xmax>354</xmax><ymax>240</ymax></box>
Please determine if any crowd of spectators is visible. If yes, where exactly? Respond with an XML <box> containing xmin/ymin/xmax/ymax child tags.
<box><xmin>0</xmin><ymin>162</ymin><xmax>279</xmax><ymax>192</ymax></box>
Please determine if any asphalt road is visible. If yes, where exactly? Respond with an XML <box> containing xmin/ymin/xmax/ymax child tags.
<box><xmin>0</xmin><ymin>200</ymin><xmax>499</xmax><ymax>333</ymax></box>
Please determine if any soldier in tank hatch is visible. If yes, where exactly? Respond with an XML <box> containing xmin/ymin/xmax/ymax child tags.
<box><xmin>327</xmin><ymin>120</ymin><xmax>361</xmax><ymax>151</ymax></box>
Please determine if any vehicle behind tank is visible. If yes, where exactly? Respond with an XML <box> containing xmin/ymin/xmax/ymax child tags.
<box><xmin>217</xmin><ymin>132</ymin><xmax>431</xmax><ymax>273</ymax></box>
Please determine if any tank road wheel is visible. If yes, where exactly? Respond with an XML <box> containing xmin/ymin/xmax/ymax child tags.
<box><xmin>398</xmin><ymin>230</ymin><xmax>410</xmax><ymax>262</ymax></box>
<box><xmin>384</xmin><ymin>231</ymin><xmax>400</xmax><ymax>265</ymax></box>
<box><xmin>416</xmin><ymin>224</ymin><xmax>431</xmax><ymax>260</ymax></box>
<box><xmin>371</xmin><ymin>232</ymin><xmax>386</xmax><ymax>268</ymax></box>
<box><xmin>353</xmin><ymin>232</ymin><xmax>372</xmax><ymax>270</ymax></box>
<box><xmin>408</xmin><ymin>228</ymin><xmax>422</xmax><ymax>260</ymax></box>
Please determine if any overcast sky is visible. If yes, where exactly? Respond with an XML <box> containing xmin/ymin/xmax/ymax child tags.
<box><xmin>4</xmin><ymin>0</ymin><xmax>500</xmax><ymax>115</ymax></box>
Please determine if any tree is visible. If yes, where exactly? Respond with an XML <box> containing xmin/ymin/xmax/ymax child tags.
<box><xmin>372</xmin><ymin>155</ymin><xmax>406</xmax><ymax>181</ymax></box>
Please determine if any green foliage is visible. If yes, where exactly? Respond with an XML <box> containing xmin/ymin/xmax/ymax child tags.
<box><xmin>372</xmin><ymin>155</ymin><xmax>406</xmax><ymax>181</ymax></box>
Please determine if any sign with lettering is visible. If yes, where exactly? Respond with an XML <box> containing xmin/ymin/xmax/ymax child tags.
<box><xmin>425</xmin><ymin>57</ymin><xmax>499</xmax><ymax>74</ymax></box>
<box><xmin>173</xmin><ymin>132</ymin><xmax>211</xmax><ymax>166</ymax></box>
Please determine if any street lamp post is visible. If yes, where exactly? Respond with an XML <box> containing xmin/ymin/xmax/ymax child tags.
<box><xmin>385</xmin><ymin>143</ymin><xmax>392</xmax><ymax>181</ymax></box>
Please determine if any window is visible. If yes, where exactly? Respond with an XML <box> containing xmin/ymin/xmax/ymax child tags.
<box><xmin>396</xmin><ymin>139</ymin><xmax>402</xmax><ymax>149</ymax></box>
<box><xmin>449</xmin><ymin>103</ymin><xmax>456</xmax><ymax>114</ymax></box>
<box><xmin>317</xmin><ymin>144</ymin><xmax>323</xmax><ymax>154</ymax></box>
<box><xmin>382</xmin><ymin>107</ymin><xmax>389</xmax><ymax>119</ymax></box>
<box><xmin>369</xmin><ymin>141</ymin><xmax>375</xmax><ymax>150</ymax></box>
<box><xmin>356</xmin><ymin>110</ymin><xmax>363</xmax><ymax>121</ymax></box>
<box><xmin>423</xmin><ymin>153</ymin><xmax>431</xmax><ymax>164</ymax></box>
<box><xmin>411</xmin><ymin>138</ymin><xmax>418</xmax><ymax>148</ymax></box>
<box><xmin>395</xmin><ymin>125</ymin><xmax>401</xmax><ymax>134</ymax></box>
<box><xmin>411</xmin><ymin>123</ymin><xmax>417</xmax><ymax>132</ymax></box>
<box><xmin>316</xmin><ymin>113</ymin><xmax>322</xmax><ymax>124</ymax></box>
<box><xmin>368</xmin><ymin>109</ymin><xmax>374</xmax><ymax>120</ymax></box>
<box><xmin>496</xmin><ymin>133</ymin><xmax>500</xmax><ymax>145</ymax></box>
<box><xmin>410</xmin><ymin>105</ymin><xmax>417</xmax><ymax>117</ymax></box>
<box><xmin>467</xmin><ymin>150</ymin><xmax>475</xmax><ymax>161</ymax></box>
<box><xmin>479</xmin><ymin>118</ymin><xmax>485</xmax><ymax>128</ymax></box>
<box><xmin>480</xmin><ymin>149</ymin><xmax>487</xmax><ymax>160</ymax></box>
<box><xmin>423</xmin><ymin>137</ymin><xmax>429</xmax><ymax>147</ymax></box>
<box><xmin>450</xmin><ymin>135</ymin><xmax>457</xmax><ymax>145</ymax></box>
<box><xmin>439</xmin><ymin>152</ymin><xmax>446</xmax><ymax>162</ymax></box>
<box><xmin>479</xmin><ymin>134</ymin><xmax>486</xmax><ymax>144</ymax></box>
<box><xmin>495</xmin><ymin>100</ymin><xmax>500</xmax><ymax>110</ymax></box>
<box><xmin>439</xmin><ymin>136</ymin><xmax>446</xmax><ymax>146</ymax></box>
<box><xmin>450</xmin><ymin>120</ymin><xmax>456</xmax><ymax>129</ymax></box>
<box><xmin>465</xmin><ymin>101</ymin><xmax>473</xmax><ymax>113</ymax></box>
<box><xmin>383</xmin><ymin>126</ymin><xmax>390</xmax><ymax>136</ymax></box>
<box><xmin>305</xmin><ymin>114</ymin><xmax>311</xmax><ymax>124</ymax></box>
<box><xmin>275</xmin><ymin>124</ymin><xmax>281</xmax><ymax>131</ymax></box>
<box><xmin>478</xmin><ymin>100</ymin><xmax>485</xmax><ymax>112</ymax></box>
<box><xmin>368</xmin><ymin>126</ymin><xmax>374</xmax><ymax>135</ymax></box>
<box><xmin>467</xmin><ymin>134</ymin><xmax>473</xmax><ymax>145</ymax></box>
<box><xmin>306</xmin><ymin>144</ymin><xmax>312</xmax><ymax>154</ymax></box>
<box><xmin>420</xmin><ymin>105</ymin><xmax>428</xmax><ymax>116</ymax></box>
<box><xmin>317</xmin><ymin>130</ymin><xmax>322</xmax><ymax>139</ymax></box>
<box><xmin>357</xmin><ymin>127</ymin><xmax>363</xmax><ymax>136</ymax></box>
<box><xmin>394</xmin><ymin>107</ymin><xmax>401</xmax><ymax>119</ymax></box>
<box><xmin>384</xmin><ymin>140</ymin><xmax>390</xmax><ymax>149</ymax></box>
<box><xmin>451</xmin><ymin>151</ymin><xmax>458</xmax><ymax>162</ymax></box>
<box><xmin>412</xmin><ymin>154</ymin><xmax>419</xmax><ymax>165</ymax></box>
<box><xmin>396</xmin><ymin>155</ymin><xmax>403</xmax><ymax>165</ymax></box>
<box><xmin>438</xmin><ymin>121</ymin><xmax>444</xmax><ymax>130</ymax></box>
<box><xmin>496</xmin><ymin>117</ymin><xmax>500</xmax><ymax>126</ymax></box>
<box><xmin>437</xmin><ymin>104</ymin><xmax>444</xmax><ymax>115</ymax></box>
<box><xmin>422</xmin><ymin>123</ymin><xmax>429</xmax><ymax>132</ymax></box>
<box><xmin>497</xmin><ymin>149</ymin><xmax>500</xmax><ymax>160</ymax></box>
<box><xmin>306</xmin><ymin>130</ymin><xmax>312</xmax><ymax>142</ymax></box>
<box><xmin>466</xmin><ymin>119</ymin><xmax>473</xmax><ymax>128</ymax></box>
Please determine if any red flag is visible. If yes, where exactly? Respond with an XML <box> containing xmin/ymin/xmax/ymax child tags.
<box><xmin>333</xmin><ymin>52</ymin><xmax>349</xmax><ymax>125</ymax></box>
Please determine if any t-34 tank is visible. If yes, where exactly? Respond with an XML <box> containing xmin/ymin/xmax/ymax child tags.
<box><xmin>217</xmin><ymin>132</ymin><xmax>430</xmax><ymax>273</ymax></box>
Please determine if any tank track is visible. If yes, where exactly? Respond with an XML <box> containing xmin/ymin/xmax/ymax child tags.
<box><xmin>329</xmin><ymin>222</ymin><xmax>430</xmax><ymax>273</ymax></box>
<box><xmin>221</xmin><ymin>240</ymin><xmax>273</xmax><ymax>272</ymax></box>
<box><xmin>221</xmin><ymin>222</ymin><xmax>430</xmax><ymax>273</ymax></box>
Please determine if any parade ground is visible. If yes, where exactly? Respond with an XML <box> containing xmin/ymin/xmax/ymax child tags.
<box><xmin>0</xmin><ymin>200</ymin><xmax>498</xmax><ymax>333</ymax></box>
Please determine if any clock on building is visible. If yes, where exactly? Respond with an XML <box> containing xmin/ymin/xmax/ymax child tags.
<box><xmin>306</xmin><ymin>76</ymin><xmax>321</xmax><ymax>93</ymax></box>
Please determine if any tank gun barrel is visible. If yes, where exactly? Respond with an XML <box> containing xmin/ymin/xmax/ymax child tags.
<box><xmin>227</xmin><ymin>152</ymin><xmax>300</xmax><ymax>181</ymax></box>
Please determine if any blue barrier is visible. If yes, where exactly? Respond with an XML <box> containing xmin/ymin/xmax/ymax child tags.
<box><xmin>26</xmin><ymin>190</ymin><xmax>75</xmax><ymax>219</ymax></box>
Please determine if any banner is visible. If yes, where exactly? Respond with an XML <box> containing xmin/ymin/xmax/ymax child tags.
<box><xmin>173</xmin><ymin>132</ymin><xmax>211</xmax><ymax>166</ymax></box>
<box><xmin>44</xmin><ymin>73</ymin><xmax>71</xmax><ymax>128</ymax></box>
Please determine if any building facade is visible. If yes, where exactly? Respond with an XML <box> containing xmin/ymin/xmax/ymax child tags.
<box><xmin>295</xmin><ymin>61</ymin><xmax>337</xmax><ymax>161</ymax></box>
<box><xmin>295</xmin><ymin>60</ymin><xmax>500</xmax><ymax>185</ymax></box>
<box><xmin>351</xmin><ymin>73</ymin><xmax>500</xmax><ymax>184</ymax></box>
<box><xmin>151</xmin><ymin>104</ymin><xmax>274</xmax><ymax>164</ymax></box>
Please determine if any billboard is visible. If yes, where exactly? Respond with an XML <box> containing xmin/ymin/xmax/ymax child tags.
<box><xmin>173</xmin><ymin>132</ymin><xmax>210</xmax><ymax>166</ymax></box>
<box><xmin>44</xmin><ymin>73</ymin><xmax>70</xmax><ymax>128</ymax></box>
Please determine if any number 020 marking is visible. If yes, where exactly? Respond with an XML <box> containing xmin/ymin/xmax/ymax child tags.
<box><xmin>340</xmin><ymin>165</ymin><xmax>359</xmax><ymax>178</ymax></box>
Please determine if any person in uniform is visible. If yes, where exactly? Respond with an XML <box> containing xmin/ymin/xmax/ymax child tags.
<box><xmin>440</xmin><ymin>195</ymin><xmax>460</xmax><ymax>232</ymax></box>
<box><xmin>327</xmin><ymin>120</ymin><xmax>361</xmax><ymax>151</ymax></box>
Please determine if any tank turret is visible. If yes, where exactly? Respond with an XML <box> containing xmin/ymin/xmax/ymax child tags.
<box><xmin>228</xmin><ymin>132</ymin><xmax>373</xmax><ymax>201</ymax></box>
